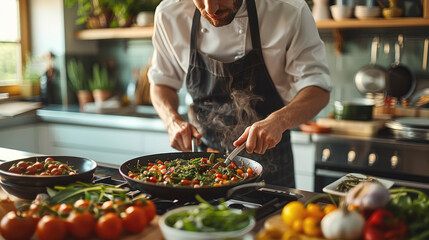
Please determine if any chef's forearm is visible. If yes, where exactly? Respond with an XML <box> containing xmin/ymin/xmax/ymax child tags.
<box><xmin>270</xmin><ymin>86</ymin><xmax>330</xmax><ymax>132</ymax></box>
<box><xmin>150</xmin><ymin>84</ymin><xmax>185</xmax><ymax>127</ymax></box>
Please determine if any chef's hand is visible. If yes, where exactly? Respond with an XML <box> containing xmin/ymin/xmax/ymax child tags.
<box><xmin>166</xmin><ymin>119</ymin><xmax>202</xmax><ymax>152</ymax></box>
<box><xmin>233</xmin><ymin>116</ymin><xmax>284</xmax><ymax>154</ymax></box>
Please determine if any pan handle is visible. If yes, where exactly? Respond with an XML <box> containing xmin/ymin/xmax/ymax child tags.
<box><xmin>226</xmin><ymin>182</ymin><xmax>266</xmax><ymax>199</ymax></box>
<box><xmin>394</xmin><ymin>41</ymin><xmax>401</xmax><ymax>65</ymax></box>
<box><xmin>423</xmin><ymin>39</ymin><xmax>428</xmax><ymax>71</ymax></box>
<box><xmin>191</xmin><ymin>137</ymin><xmax>199</xmax><ymax>152</ymax></box>
<box><xmin>370</xmin><ymin>36</ymin><xmax>379</xmax><ymax>65</ymax></box>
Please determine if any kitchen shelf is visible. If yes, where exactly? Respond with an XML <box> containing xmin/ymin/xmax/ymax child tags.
<box><xmin>74</xmin><ymin>26</ymin><xmax>154</xmax><ymax>40</ymax></box>
<box><xmin>316</xmin><ymin>18</ymin><xmax>429</xmax><ymax>29</ymax></box>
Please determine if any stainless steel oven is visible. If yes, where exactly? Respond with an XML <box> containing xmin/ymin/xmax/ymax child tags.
<box><xmin>313</xmin><ymin>133</ymin><xmax>429</xmax><ymax>194</ymax></box>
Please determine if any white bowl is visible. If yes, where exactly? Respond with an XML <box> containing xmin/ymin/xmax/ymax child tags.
<box><xmin>159</xmin><ymin>206</ymin><xmax>255</xmax><ymax>240</ymax></box>
<box><xmin>355</xmin><ymin>6</ymin><xmax>381</xmax><ymax>19</ymax></box>
<box><xmin>330</xmin><ymin>5</ymin><xmax>353</xmax><ymax>21</ymax></box>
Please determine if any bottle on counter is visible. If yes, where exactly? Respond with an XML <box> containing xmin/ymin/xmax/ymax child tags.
<box><xmin>40</xmin><ymin>52</ymin><xmax>58</xmax><ymax>105</ymax></box>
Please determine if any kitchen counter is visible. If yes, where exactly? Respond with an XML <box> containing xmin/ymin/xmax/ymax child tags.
<box><xmin>0</xmin><ymin>147</ymin><xmax>321</xmax><ymax>240</ymax></box>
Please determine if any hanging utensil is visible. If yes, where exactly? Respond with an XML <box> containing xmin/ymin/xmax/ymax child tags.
<box><xmin>423</xmin><ymin>39</ymin><xmax>428</xmax><ymax>71</ymax></box>
<box><xmin>386</xmin><ymin>35</ymin><xmax>416</xmax><ymax>100</ymax></box>
<box><xmin>354</xmin><ymin>36</ymin><xmax>386</xmax><ymax>95</ymax></box>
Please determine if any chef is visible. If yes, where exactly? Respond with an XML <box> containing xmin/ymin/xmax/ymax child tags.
<box><xmin>148</xmin><ymin>0</ymin><xmax>332</xmax><ymax>187</ymax></box>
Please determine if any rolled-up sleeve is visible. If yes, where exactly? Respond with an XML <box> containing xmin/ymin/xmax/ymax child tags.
<box><xmin>148</xmin><ymin>10</ymin><xmax>185</xmax><ymax>91</ymax></box>
<box><xmin>285</xmin><ymin>4</ymin><xmax>332</xmax><ymax>93</ymax></box>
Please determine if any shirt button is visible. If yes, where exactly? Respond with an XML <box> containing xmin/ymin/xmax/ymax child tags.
<box><xmin>238</xmin><ymin>29</ymin><xmax>244</xmax><ymax>34</ymax></box>
<box><xmin>201</xmin><ymin>28</ymin><xmax>208</xmax><ymax>33</ymax></box>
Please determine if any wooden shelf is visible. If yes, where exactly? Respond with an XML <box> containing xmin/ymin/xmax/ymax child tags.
<box><xmin>73</xmin><ymin>18</ymin><xmax>429</xmax><ymax>40</ymax></box>
<box><xmin>316</xmin><ymin>17</ymin><xmax>429</xmax><ymax>29</ymax></box>
<box><xmin>74</xmin><ymin>26</ymin><xmax>154</xmax><ymax>40</ymax></box>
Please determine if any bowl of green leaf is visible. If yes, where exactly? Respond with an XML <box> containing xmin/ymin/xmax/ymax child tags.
<box><xmin>159</xmin><ymin>196</ymin><xmax>255</xmax><ymax>240</ymax></box>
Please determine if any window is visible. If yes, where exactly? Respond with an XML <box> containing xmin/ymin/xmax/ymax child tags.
<box><xmin>0</xmin><ymin>0</ymin><xmax>30</xmax><ymax>97</ymax></box>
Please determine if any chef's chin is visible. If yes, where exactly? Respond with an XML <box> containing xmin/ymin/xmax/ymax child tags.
<box><xmin>202</xmin><ymin>12</ymin><xmax>235</xmax><ymax>27</ymax></box>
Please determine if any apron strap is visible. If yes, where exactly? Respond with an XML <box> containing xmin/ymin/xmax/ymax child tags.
<box><xmin>190</xmin><ymin>8</ymin><xmax>200</xmax><ymax>52</ymax></box>
<box><xmin>246</xmin><ymin>0</ymin><xmax>262</xmax><ymax>50</ymax></box>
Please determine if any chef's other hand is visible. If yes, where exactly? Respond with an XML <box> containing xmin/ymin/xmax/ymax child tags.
<box><xmin>167</xmin><ymin>119</ymin><xmax>201</xmax><ymax>152</ymax></box>
<box><xmin>234</xmin><ymin>117</ymin><xmax>284</xmax><ymax>154</ymax></box>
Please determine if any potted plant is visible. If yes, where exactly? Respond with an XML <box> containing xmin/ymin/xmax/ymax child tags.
<box><xmin>89</xmin><ymin>63</ymin><xmax>115</xmax><ymax>104</ymax></box>
<box><xmin>108</xmin><ymin>0</ymin><xmax>160</xmax><ymax>28</ymax></box>
<box><xmin>67</xmin><ymin>59</ymin><xmax>93</xmax><ymax>108</ymax></box>
<box><xmin>135</xmin><ymin>0</ymin><xmax>161</xmax><ymax>26</ymax></box>
<box><xmin>65</xmin><ymin>0</ymin><xmax>112</xmax><ymax>28</ymax></box>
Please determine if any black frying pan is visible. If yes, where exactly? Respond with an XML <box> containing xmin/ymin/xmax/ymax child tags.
<box><xmin>386</xmin><ymin>42</ymin><xmax>416</xmax><ymax>100</ymax></box>
<box><xmin>0</xmin><ymin>156</ymin><xmax>97</xmax><ymax>186</ymax></box>
<box><xmin>119</xmin><ymin>152</ymin><xmax>263</xmax><ymax>201</ymax></box>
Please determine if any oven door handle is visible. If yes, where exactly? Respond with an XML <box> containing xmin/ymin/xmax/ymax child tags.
<box><xmin>315</xmin><ymin>169</ymin><xmax>429</xmax><ymax>190</ymax></box>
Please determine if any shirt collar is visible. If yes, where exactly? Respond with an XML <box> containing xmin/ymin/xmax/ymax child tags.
<box><xmin>235</xmin><ymin>0</ymin><xmax>248</xmax><ymax>18</ymax></box>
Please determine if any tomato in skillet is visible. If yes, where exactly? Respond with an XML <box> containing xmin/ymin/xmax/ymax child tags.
<box><xmin>0</xmin><ymin>211</ymin><xmax>36</xmax><ymax>240</ymax></box>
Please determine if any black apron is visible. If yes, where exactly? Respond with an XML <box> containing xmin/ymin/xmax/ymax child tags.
<box><xmin>186</xmin><ymin>0</ymin><xmax>295</xmax><ymax>187</ymax></box>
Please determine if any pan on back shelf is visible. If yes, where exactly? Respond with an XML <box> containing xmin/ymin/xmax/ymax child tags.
<box><xmin>386</xmin><ymin>41</ymin><xmax>416</xmax><ymax>100</ymax></box>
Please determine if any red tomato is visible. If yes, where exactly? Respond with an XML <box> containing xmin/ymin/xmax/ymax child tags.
<box><xmin>57</xmin><ymin>203</ymin><xmax>73</xmax><ymax>216</ymax></box>
<box><xmin>148</xmin><ymin>176</ymin><xmax>157</xmax><ymax>183</ymax></box>
<box><xmin>215</xmin><ymin>173</ymin><xmax>223</xmax><ymax>178</ymax></box>
<box><xmin>140</xmin><ymin>200</ymin><xmax>157</xmax><ymax>223</ymax></box>
<box><xmin>192</xmin><ymin>179</ymin><xmax>199</xmax><ymax>185</ymax></box>
<box><xmin>95</xmin><ymin>212</ymin><xmax>123</xmax><ymax>240</ymax></box>
<box><xmin>157</xmin><ymin>160</ymin><xmax>163</xmax><ymax>165</ymax></box>
<box><xmin>122</xmin><ymin>206</ymin><xmax>147</xmax><ymax>233</ymax></box>
<box><xmin>181</xmin><ymin>179</ymin><xmax>191</xmax><ymax>186</ymax></box>
<box><xmin>58</xmin><ymin>164</ymin><xmax>68</xmax><ymax>170</ymax></box>
<box><xmin>33</xmin><ymin>162</ymin><xmax>44</xmax><ymax>171</ymax></box>
<box><xmin>7</xmin><ymin>166</ymin><xmax>21</xmax><ymax>174</ymax></box>
<box><xmin>231</xmin><ymin>177</ymin><xmax>238</xmax><ymax>181</ymax></box>
<box><xmin>47</xmin><ymin>164</ymin><xmax>59</xmax><ymax>172</ymax></box>
<box><xmin>66</xmin><ymin>211</ymin><xmax>96</xmax><ymax>239</ymax></box>
<box><xmin>17</xmin><ymin>161</ymin><xmax>29</xmax><ymax>169</ymax></box>
<box><xmin>201</xmin><ymin>158</ymin><xmax>208</xmax><ymax>164</ymax></box>
<box><xmin>25</xmin><ymin>165</ymin><xmax>37</xmax><ymax>175</ymax></box>
<box><xmin>44</xmin><ymin>157</ymin><xmax>54</xmax><ymax>163</ymax></box>
<box><xmin>0</xmin><ymin>211</ymin><xmax>37</xmax><ymax>240</ymax></box>
<box><xmin>50</xmin><ymin>168</ymin><xmax>62</xmax><ymax>176</ymax></box>
<box><xmin>74</xmin><ymin>199</ymin><xmax>91</xmax><ymax>209</ymax></box>
<box><xmin>36</xmin><ymin>215</ymin><xmax>67</xmax><ymax>240</ymax></box>
<box><xmin>100</xmin><ymin>201</ymin><xmax>114</xmax><ymax>211</ymax></box>
<box><xmin>128</xmin><ymin>173</ymin><xmax>135</xmax><ymax>178</ymax></box>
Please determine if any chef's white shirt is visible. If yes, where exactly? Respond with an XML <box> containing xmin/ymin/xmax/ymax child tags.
<box><xmin>148</xmin><ymin>0</ymin><xmax>332</xmax><ymax>104</ymax></box>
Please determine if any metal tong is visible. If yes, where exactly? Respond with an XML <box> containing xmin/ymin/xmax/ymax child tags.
<box><xmin>213</xmin><ymin>142</ymin><xmax>246</xmax><ymax>168</ymax></box>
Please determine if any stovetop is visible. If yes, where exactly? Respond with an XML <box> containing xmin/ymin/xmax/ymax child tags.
<box><xmin>92</xmin><ymin>172</ymin><xmax>309</xmax><ymax>221</ymax></box>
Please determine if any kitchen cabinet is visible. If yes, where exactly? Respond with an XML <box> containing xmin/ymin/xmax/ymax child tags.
<box><xmin>37</xmin><ymin>123</ymin><xmax>175</xmax><ymax>166</ymax></box>
<box><xmin>0</xmin><ymin>124</ymin><xmax>38</xmax><ymax>153</ymax></box>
